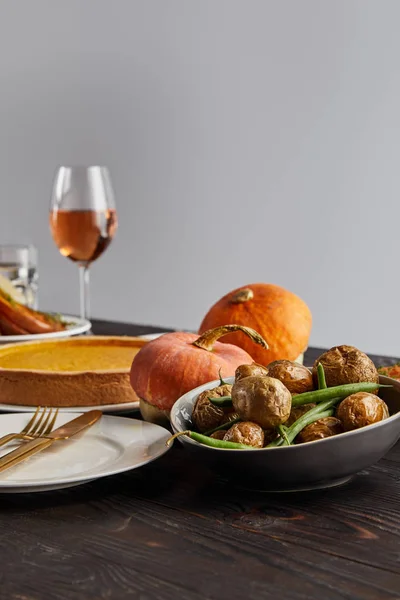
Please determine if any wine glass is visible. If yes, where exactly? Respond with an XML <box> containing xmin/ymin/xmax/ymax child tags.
<box><xmin>49</xmin><ymin>166</ymin><xmax>118</xmax><ymax>320</ymax></box>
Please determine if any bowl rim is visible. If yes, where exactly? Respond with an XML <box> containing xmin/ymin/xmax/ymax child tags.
<box><xmin>170</xmin><ymin>374</ymin><xmax>400</xmax><ymax>452</ymax></box>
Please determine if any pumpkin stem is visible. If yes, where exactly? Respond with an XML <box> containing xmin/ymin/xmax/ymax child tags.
<box><xmin>192</xmin><ymin>325</ymin><xmax>269</xmax><ymax>352</ymax></box>
<box><xmin>231</xmin><ymin>288</ymin><xmax>254</xmax><ymax>304</ymax></box>
<box><xmin>166</xmin><ymin>431</ymin><xmax>190</xmax><ymax>447</ymax></box>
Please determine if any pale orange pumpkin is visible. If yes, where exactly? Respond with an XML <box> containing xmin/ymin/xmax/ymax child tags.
<box><xmin>130</xmin><ymin>325</ymin><xmax>268</xmax><ymax>417</ymax></box>
<box><xmin>199</xmin><ymin>284</ymin><xmax>312</xmax><ymax>365</ymax></box>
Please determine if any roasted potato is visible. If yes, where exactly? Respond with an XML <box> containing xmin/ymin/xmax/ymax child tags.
<box><xmin>235</xmin><ymin>363</ymin><xmax>269</xmax><ymax>382</ymax></box>
<box><xmin>232</xmin><ymin>376</ymin><xmax>291</xmax><ymax>429</ymax></box>
<box><xmin>223</xmin><ymin>421</ymin><xmax>264</xmax><ymax>448</ymax></box>
<box><xmin>266</xmin><ymin>360</ymin><xmax>314</xmax><ymax>394</ymax></box>
<box><xmin>192</xmin><ymin>384</ymin><xmax>232</xmax><ymax>433</ymax></box>
<box><xmin>210</xmin><ymin>430</ymin><xmax>226</xmax><ymax>440</ymax></box>
<box><xmin>336</xmin><ymin>392</ymin><xmax>389</xmax><ymax>431</ymax></box>
<box><xmin>296</xmin><ymin>417</ymin><xmax>343</xmax><ymax>444</ymax></box>
<box><xmin>312</xmin><ymin>345</ymin><xmax>379</xmax><ymax>388</ymax></box>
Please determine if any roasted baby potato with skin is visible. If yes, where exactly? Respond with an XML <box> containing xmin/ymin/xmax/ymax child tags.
<box><xmin>192</xmin><ymin>384</ymin><xmax>232</xmax><ymax>433</ymax></box>
<box><xmin>296</xmin><ymin>417</ymin><xmax>343</xmax><ymax>444</ymax></box>
<box><xmin>232</xmin><ymin>376</ymin><xmax>291</xmax><ymax>429</ymax></box>
<box><xmin>286</xmin><ymin>403</ymin><xmax>316</xmax><ymax>426</ymax></box>
<box><xmin>223</xmin><ymin>421</ymin><xmax>264</xmax><ymax>448</ymax></box>
<box><xmin>235</xmin><ymin>363</ymin><xmax>269</xmax><ymax>382</ymax></box>
<box><xmin>313</xmin><ymin>345</ymin><xmax>379</xmax><ymax>389</ymax></box>
<box><xmin>210</xmin><ymin>430</ymin><xmax>226</xmax><ymax>440</ymax></box>
<box><xmin>336</xmin><ymin>392</ymin><xmax>389</xmax><ymax>431</ymax></box>
<box><xmin>266</xmin><ymin>360</ymin><xmax>314</xmax><ymax>394</ymax></box>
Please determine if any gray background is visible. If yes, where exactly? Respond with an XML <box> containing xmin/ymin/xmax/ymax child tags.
<box><xmin>0</xmin><ymin>0</ymin><xmax>398</xmax><ymax>355</ymax></box>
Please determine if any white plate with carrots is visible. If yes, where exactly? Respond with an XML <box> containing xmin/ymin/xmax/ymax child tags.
<box><xmin>0</xmin><ymin>287</ymin><xmax>91</xmax><ymax>342</ymax></box>
<box><xmin>0</xmin><ymin>314</ymin><xmax>91</xmax><ymax>344</ymax></box>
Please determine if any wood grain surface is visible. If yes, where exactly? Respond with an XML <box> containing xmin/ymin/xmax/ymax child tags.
<box><xmin>0</xmin><ymin>320</ymin><xmax>399</xmax><ymax>600</ymax></box>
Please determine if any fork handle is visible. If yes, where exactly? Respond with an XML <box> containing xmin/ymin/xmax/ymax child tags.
<box><xmin>0</xmin><ymin>433</ymin><xmax>20</xmax><ymax>447</ymax></box>
<box><xmin>0</xmin><ymin>437</ymin><xmax>55</xmax><ymax>473</ymax></box>
<box><xmin>0</xmin><ymin>433</ymin><xmax>36</xmax><ymax>447</ymax></box>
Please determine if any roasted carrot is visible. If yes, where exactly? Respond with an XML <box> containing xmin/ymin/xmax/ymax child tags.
<box><xmin>0</xmin><ymin>290</ymin><xmax>66</xmax><ymax>334</ymax></box>
<box><xmin>0</xmin><ymin>313</ymin><xmax>30</xmax><ymax>335</ymax></box>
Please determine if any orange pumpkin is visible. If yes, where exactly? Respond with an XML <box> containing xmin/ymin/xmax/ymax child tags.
<box><xmin>130</xmin><ymin>325</ymin><xmax>268</xmax><ymax>413</ymax></box>
<box><xmin>199</xmin><ymin>284</ymin><xmax>312</xmax><ymax>365</ymax></box>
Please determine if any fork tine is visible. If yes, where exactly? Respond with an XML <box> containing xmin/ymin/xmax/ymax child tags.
<box><xmin>21</xmin><ymin>407</ymin><xmax>41</xmax><ymax>435</ymax></box>
<box><xmin>43</xmin><ymin>408</ymin><xmax>59</xmax><ymax>436</ymax></box>
<box><xmin>29</xmin><ymin>407</ymin><xmax>48</xmax><ymax>435</ymax></box>
<box><xmin>36</xmin><ymin>408</ymin><xmax>54</xmax><ymax>436</ymax></box>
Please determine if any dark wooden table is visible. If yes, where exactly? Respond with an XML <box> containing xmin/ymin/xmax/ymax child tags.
<box><xmin>1</xmin><ymin>320</ymin><xmax>400</xmax><ymax>600</ymax></box>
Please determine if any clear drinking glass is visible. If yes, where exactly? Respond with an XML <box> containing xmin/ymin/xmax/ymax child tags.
<box><xmin>49</xmin><ymin>166</ymin><xmax>118</xmax><ymax>320</ymax></box>
<box><xmin>0</xmin><ymin>244</ymin><xmax>38</xmax><ymax>308</ymax></box>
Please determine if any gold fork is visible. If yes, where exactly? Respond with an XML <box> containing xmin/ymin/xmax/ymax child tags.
<box><xmin>0</xmin><ymin>407</ymin><xmax>59</xmax><ymax>448</ymax></box>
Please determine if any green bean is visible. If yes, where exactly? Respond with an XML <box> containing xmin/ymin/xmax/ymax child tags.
<box><xmin>281</xmin><ymin>409</ymin><xmax>335</xmax><ymax>445</ymax></box>
<box><xmin>291</xmin><ymin>382</ymin><xmax>389</xmax><ymax>407</ymax></box>
<box><xmin>268</xmin><ymin>398</ymin><xmax>341</xmax><ymax>447</ymax></box>
<box><xmin>208</xmin><ymin>396</ymin><xmax>233</xmax><ymax>407</ymax></box>
<box><xmin>280</xmin><ymin>408</ymin><xmax>335</xmax><ymax>446</ymax></box>
<box><xmin>204</xmin><ymin>417</ymin><xmax>241</xmax><ymax>436</ymax></box>
<box><xmin>317</xmin><ymin>363</ymin><xmax>327</xmax><ymax>389</ymax></box>
<box><xmin>277</xmin><ymin>424</ymin><xmax>291</xmax><ymax>445</ymax></box>
<box><xmin>166</xmin><ymin>430</ymin><xmax>253</xmax><ymax>449</ymax></box>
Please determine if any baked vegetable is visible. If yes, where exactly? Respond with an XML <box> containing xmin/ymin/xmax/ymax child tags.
<box><xmin>266</xmin><ymin>360</ymin><xmax>314</xmax><ymax>394</ymax></box>
<box><xmin>336</xmin><ymin>392</ymin><xmax>389</xmax><ymax>431</ymax></box>
<box><xmin>313</xmin><ymin>345</ymin><xmax>379</xmax><ymax>389</ymax></box>
<box><xmin>235</xmin><ymin>363</ymin><xmax>269</xmax><ymax>382</ymax></box>
<box><xmin>210</xmin><ymin>430</ymin><xmax>226</xmax><ymax>440</ymax></box>
<box><xmin>223</xmin><ymin>421</ymin><xmax>264</xmax><ymax>448</ymax></box>
<box><xmin>231</xmin><ymin>375</ymin><xmax>291</xmax><ymax>429</ymax></box>
<box><xmin>192</xmin><ymin>384</ymin><xmax>232</xmax><ymax>433</ymax></box>
<box><xmin>0</xmin><ymin>289</ymin><xmax>66</xmax><ymax>335</ymax></box>
<box><xmin>296</xmin><ymin>417</ymin><xmax>343</xmax><ymax>443</ymax></box>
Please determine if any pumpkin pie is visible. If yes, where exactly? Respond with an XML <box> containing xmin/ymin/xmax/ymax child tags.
<box><xmin>0</xmin><ymin>336</ymin><xmax>147</xmax><ymax>407</ymax></box>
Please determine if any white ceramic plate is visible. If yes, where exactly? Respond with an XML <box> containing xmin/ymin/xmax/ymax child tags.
<box><xmin>0</xmin><ymin>412</ymin><xmax>171</xmax><ymax>493</ymax></box>
<box><xmin>0</xmin><ymin>314</ymin><xmax>91</xmax><ymax>344</ymax></box>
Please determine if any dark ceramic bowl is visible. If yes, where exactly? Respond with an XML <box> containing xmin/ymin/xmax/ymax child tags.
<box><xmin>170</xmin><ymin>375</ymin><xmax>400</xmax><ymax>491</ymax></box>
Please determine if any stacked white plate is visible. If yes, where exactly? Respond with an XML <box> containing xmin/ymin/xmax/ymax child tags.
<box><xmin>0</xmin><ymin>412</ymin><xmax>171</xmax><ymax>493</ymax></box>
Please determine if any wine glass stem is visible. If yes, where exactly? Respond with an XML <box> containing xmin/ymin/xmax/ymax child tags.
<box><xmin>79</xmin><ymin>265</ymin><xmax>90</xmax><ymax>320</ymax></box>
